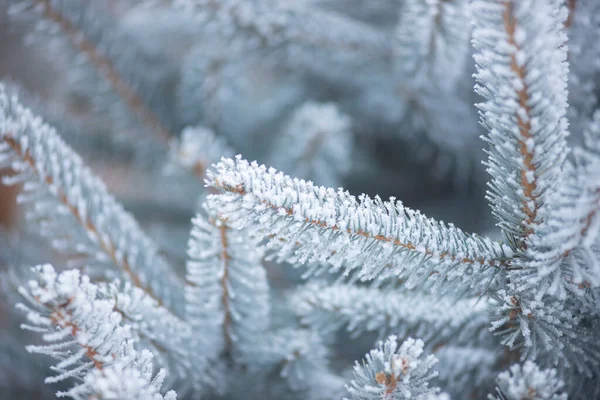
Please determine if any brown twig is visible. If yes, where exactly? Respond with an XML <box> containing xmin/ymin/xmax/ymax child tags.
<box><xmin>45</xmin><ymin>298</ymin><xmax>105</xmax><ymax>371</ymax></box>
<box><xmin>503</xmin><ymin>2</ymin><xmax>539</xmax><ymax>242</ymax></box>
<box><xmin>218</xmin><ymin>222</ymin><xmax>234</xmax><ymax>355</ymax></box>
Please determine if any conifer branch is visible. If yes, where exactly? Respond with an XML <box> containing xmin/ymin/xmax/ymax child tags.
<box><xmin>489</xmin><ymin>289</ymin><xmax>600</xmax><ymax>374</ymax></box>
<box><xmin>207</xmin><ymin>156</ymin><xmax>512</xmax><ymax>291</ymax></box>
<box><xmin>4</xmin><ymin>0</ymin><xmax>600</xmax><ymax>396</ymax></box>
<box><xmin>473</xmin><ymin>0</ymin><xmax>569</xmax><ymax>248</ymax></box>
<box><xmin>502</xmin><ymin>3</ymin><xmax>538</xmax><ymax>236</ymax></box>
<box><xmin>184</xmin><ymin>211</ymin><xmax>270</xmax><ymax>372</ymax></box>
<box><xmin>346</xmin><ymin>335</ymin><xmax>447</xmax><ymax>400</ymax></box>
<box><xmin>0</xmin><ymin>84</ymin><xmax>184</xmax><ymax>315</ymax></box>
<box><xmin>3</xmin><ymin>134</ymin><xmax>148</xmax><ymax>289</ymax></box>
<box><xmin>490</xmin><ymin>361</ymin><xmax>567</xmax><ymax>400</ymax></box>
<box><xmin>17</xmin><ymin>265</ymin><xmax>177</xmax><ymax>399</ymax></box>
<box><xmin>508</xmin><ymin>110</ymin><xmax>600</xmax><ymax>300</ymax></box>
<box><xmin>104</xmin><ymin>282</ymin><xmax>193</xmax><ymax>383</ymax></box>
<box><xmin>85</xmin><ymin>361</ymin><xmax>177</xmax><ymax>400</ymax></box>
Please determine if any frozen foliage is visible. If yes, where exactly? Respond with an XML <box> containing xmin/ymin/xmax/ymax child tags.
<box><xmin>473</xmin><ymin>0</ymin><xmax>569</xmax><ymax>247</ymax></box>
<box><xmin>185</xmin><ymin>210</ymin><xmax>270</xmax><ymax>369</ymax></box>
<box><xmin>2</xmin><ymin>0</ymin><xmax>600</xmax><ymax>398</ymax></box>
<box><xmin>207</xmin><ymin>156</ymin><xmax>512</xmax><ymax>292</ymax></box>
<box><xmin>346</xmin><ymin>336</ymin><xmax>445</xmax><ymax>400</ymax></box>
<box><xmin>471</xmin><ymin>0</ymin><xmax>600</xmax><ymax>375</ymax></box>
<box><xmin>84</xmin><ymin>361</ymin><xmax>177</xmax><ymax>400</ymax></box>
<box><xmin>490</xmin><ymin>361</ymin><xmax>567</xmax><ymax>400</ymax></box>
<box><xmin>0</xmin><ymin>84</ymin><xmax>183</xmax><ymax>314</ymax></box>
<box><xmin>100</xmin><ymin>281</ymin><xmax>193</xmax><ymax>385</ymax></box>
<box><xmin>17</xmin><ymin>264</ymin><xmax>177</xmax><ymax>400</ymax></box>
<box><xmin>519</xmin><ymin>111</ymin><xmax>600</xmax><ymax>297</ymax></box>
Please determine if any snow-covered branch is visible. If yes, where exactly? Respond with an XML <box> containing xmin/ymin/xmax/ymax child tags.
<box><xmin>0</xmin><ymin>84</ymin><xmax>184</xmax><ymax>314</ymax></box>
<box><xmin>345</xmin><ymin>335</ymin><xmax>446</xmax><ymax>400</ymax></box>
<box><xmin>473</xmin><ymin>0</ymin><xmax>569</xmax><ymax>248</ymax></box>
<box><xmin>17</xmin><ymin>265</ymin><xmax>177</xmax><ymax>399</ymax></box>
<box><xmin>490</xmin><ymin>361</ymin><xmax>567</xmax><ymax>400</ymax></box>
<box><xmin>207</xmin><ymin>156</ymin><xmax>512</xmax><ymax>292</ymax></box>
<box><xmin>185</xmin><ymin>211</ymin><xmax>270</xmax><ymax>371</ymax></box>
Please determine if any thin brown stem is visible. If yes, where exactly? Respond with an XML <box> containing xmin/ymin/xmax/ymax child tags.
<box><xmin>219</xmin><ymin>222</ymin><xmax>234</xmax><ymax>355</ymax></box>
<box><xmin>565</xmin><ymin>0</ymin><xmax>577</xmax><ymax>28</ymax></box>
<box><xmin>45</xmin><ymin>298</ymin><xmax>104</xmax><ymax>371</ymax></box>
<box><xmin>503</xmin><ymin>2</ymin><xmax>538</xmax><ymax>241</ymax></box>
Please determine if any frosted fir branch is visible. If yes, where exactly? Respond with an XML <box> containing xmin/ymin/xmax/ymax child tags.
<box><xmin>173</xmin><ymin>0</ymin><xmax>391</xmax><ymax>61</ymax></box>
<box><xmin>185</xmin><ymin>210</ymin><xmax>270</xmax><ymax>369</ymax></box>
<box><xmin>85</xmin><ymin>360</ymin><xmax>176</xmax><ymax>400</ymax></box>
<box><xmin>493</xmin><ymin>113</ymin><xmax>600</xmax><ymax>364</ymax></box>
<box><xmin>101</xmin><ymin>282</ymin><xmax>193</xmax><ymax>384</ymax></box>
<box><xmin>207</xmin><ymin>156</ymin><xmax>512</xmax><ymax>292</ymax></box>
<box><xmin>290</xmin><ymin>281</ymin><xmax>491</xmax><ymax>347</ymax></box>
<box><xmin>268</xmin><ymin>102</ymin><xmax>353</xmax><ymax>187</ymax></box>
<box><xmin>166</xmin><ymin>125</ymin><xmax>233</xmax><ymax>179</ymax></box>
<box><xmin>508</xmin><ymin>112</ymin><xmax>600</xmax><ymax>299</ymax></box>
<box><xmin>17</xmin><ymin>265</ymin><xmax>177</xmax><ymax>400</ymax></box>
<box><xmin>489</xmin><ymin>361</ymin><xmax>567</xmax><ymax>400</ymax></box>
<box><xmin>184</xmin><ymin>214</ymin><xmax>224</xmax><ymax>374</ymax></box>
<box><xmin>0</xmin><ymin>84</ymin><xmax>184</xmax><ymax>315</ymax></box>
<box><xmin>345</xmin><ymin>335</ymin><xmax>446</xmax><ymax>400</ymax></box>
<box><xmin>489</xmin><ymin>289</ymin><xmax>600</xmax><ymax>374</ymax></box>
<box><xmin>472</xmin><ymin>0</ymin><xmax>570</xmax><ymax>248</ymax></box>
<box><xmin>8</xmin><ymin>0</ymin><xmax>176</xmax><ymax>144</ymax></box>
<box><xmin>395</xmin><ymin>0</ymin><xmax>471</xmax><ymax>91</ymax></box>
